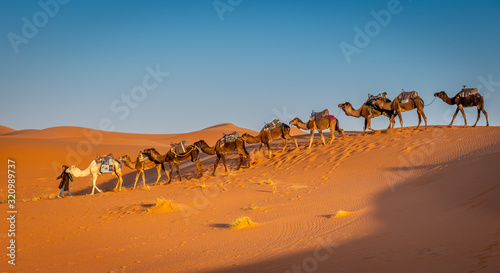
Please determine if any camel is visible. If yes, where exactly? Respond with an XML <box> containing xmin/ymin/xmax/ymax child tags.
<box><xmin>241</xmin><ymin>123</ymin><xmax>298</xmax><ymax>158</ymax></box>
<box><xmin>434</xmin><ymin>90</ymin><xmax>489</xmax><ymax>128</ymax></box>
<box><xmin>338</xmin><ymin>102</ymin><xmax>395</xmax><ymax>135</ymax></box>
<box><xmin>194</xmin><ymin>138</ymin><xmax>249</xmax><ymax>176</ymax></box>
<box><xmin>142</xmin><ymin>146</ymin><xmax>203</xmax><ymax>183</ymax></box>
<box><xmin>66</xmin><ymin>155</ymin><xmax>124</xmax><ymax>195</ymax></box>
<box><xmin>289</xmin><ymin>114</ymin><xmax>344</xmax><ymax>149</ymax></box>
<box><xmin>119</xmin><ymin>152</ymin><xmax>169</xmax><ymax>189</ymax></box>
<box><xmin>371</xmin><ymin>94</ymin><xmax>427</xmax><ymax>131</ymax></box>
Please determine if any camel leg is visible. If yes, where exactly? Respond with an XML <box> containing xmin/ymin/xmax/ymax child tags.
<box><xmin>308</xmin><ymin>130</ymin><xmax>314</xmax><ymax>149</ymax></box>
<box><xmin>281</xmin><ymin>137</ymin><xmax>287</xmax><ymax>152</ymax></box>
<box><xmin>119</xmin><ymin>175</ymin><xmax>123</xmax><ymax>191</ymax></box>
<box><xmin>92</xmin><ymin>174</ymin><xmax>103</xmax><ymax>195</ymax></box>
<box><xmin>458</xmin><ymin>105</ymin><xmax>467</xmax><ymax>128</ymax></box>
<box><xmin>335</xmin><ymin>120</ymin><xmax>345</xmax><ymax>140</ymax></box>
<box><xmin>154</xmin><ymin>165</ymin><xmax>161</xmax><ymax>186</ymax></box>
<box><xmin>161</xmin><ymin>163</ymin><xmax>170</xmax><ymax>184</ymax></box>
<box><xmin>91</xmin><ymin>176</ymin><xmax>96</xmax><ymax>195</ymax></box>
<box><xmin>449</xmin><ymin>108</ymin><xmax>459</xmax><ymax>127</ymax></box>
<box><xmin>141</xmin><ymin>170</ymin><xmax>146</xmax><ymax>188</ymax></box>
<box><xmin>175</xmin><ymin>163</ymin><xmax>182</xmax><ymax>181</ymax></box>
<box><xmin>387</xmin><ymin>114</ymin><xmax>394</xmax><ymax>130</ymax></box>
<box><xmin>291</xmin><ymin>135</ymin><xmax>298</xmax><ymax>148</ymax></box>
<box><xmin>363</xmin><ymin>119</ymin><xmax>368</xmax><ymax>135</ymax></box>
<box><xmin>319</xmin><ymin>131</ymin><xmax>326</xmax><ymax>145</ymax></box>
<box><xmin>473</xmin><ymin>108</ymin><xmax>481</xmax><ymax>127</ymax></box>
<box><xmin>266</xmin><ymin>142</ymin><xmax>272</xmax><ymax>158</ymax></box>
<box><xmin>482</xmin><ymin>108</ymin><xmax>489</xmax><ymax>127</ymax></box>
<box><xmin>416</xmin><ymin>113</ymin><xmax>422</xmax><ymax>130</ymax></box>
<box><xmin>212</xmin><ymin>155</ymin><xmax>220</xmax><ymax>176</ymax></box>
<box><xmin>421</xmin><ymin>109</ymin><xmax>428</xmax><ymax>130</ymax></box>
<box><xmin>390</xmin><ymin>113</ymin><xmax>397</xmax><ymax>129</ymax></box>
<box><xmin>167</xmin><ymin>162</ymin><xmax>174</xmax><ymax>184</ymax></box>
<box><xmin>133</xmin><ymin>171</ymin><xmax>140</xmax><ymax>189</ymax></box>
<box><xmin>196</xmin><ymin>161</ymin><xmax>204</xmax><ymax>178</ymax></box>
<box><xmin>237</xmin><ymin>154</ymin><xmax>243</xmax><ymax>170</ymax></box>
<box><xmin>221</xmin><ymin>155</ymin><xmax>228</xmax><ymax>173</ymax></box>
<box><xmin>415</xmin><ymin>104</ymin><xmax>427</xmax><ymax>130</ymax></box>
<box><xmin>367</xmin><ymin>118</ymin><xmax>376</xmax><ymax>132</ymax></box>
<box><xmin>329</xmin><ymin>123</ymin><xmax>335</xmax><ymax>144</ymax></box>
<box><xmin>113</xmin><ymin>172</ymin><xmax>122</xmax><ymax>191</ymax></box>
<box><xmin>285</xmin><ymin>133</ymin><xmax>298</xmax><ymax>148</ymax></box>
<box><xmin>397</xmin><ymin>110</ymin><xmax>403</xmax><ymax>132</ymax></box>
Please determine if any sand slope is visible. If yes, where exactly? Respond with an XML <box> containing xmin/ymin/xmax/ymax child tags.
<box><xmin>0</xmin><ymin>125</ymin><xmax>499</xmax><ymax>272</ymax></box>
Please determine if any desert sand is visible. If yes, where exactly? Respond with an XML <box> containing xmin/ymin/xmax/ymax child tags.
<box><xmin>0</xmin><ymin>124</ymin><xmax>499</xmax><ymax>272</ymax></box>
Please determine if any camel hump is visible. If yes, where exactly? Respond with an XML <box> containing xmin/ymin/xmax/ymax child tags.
<box><xmin>220</xmin><ymin>131</ymin><xmax>239</xmax><ymax>147</ymax></box>
<box><xmin>310</xmin><ymin>109</ymin><xmax>330</xmax><ymax>121</ymax></box>
<box><xmin>397</xmin><ymin>91</ymin><xmax>419</xmax><ymax>103</ymax></box>
<box><xmin>263</xmin><ymin>119</ymin><xmax>282</xmax><ymax>132</ymax></box>
<box><xmin>367</xmin><ymin>92</ymin><xmax>387</xmax><ymax>103</ymax></box>
<box><xmin>98</xmin><ymin>154</ymin><xmax>115</xmax><ymax>174</ymax></box>
<box><xmin>458</xmin><ymin>87</ymin><xmax>478</xmax><ymax>98</ymax></box>
<box><xmin>170</xmin><ymin>140</ymin><xmax>190</xmax><ymax>154</ymax></box>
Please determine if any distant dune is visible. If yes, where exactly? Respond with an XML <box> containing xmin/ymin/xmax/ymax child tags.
<box><xmin>0</xmin><ymin>124</ymin><xmax>498</xmax><ymax>272</ymax></box>
<box><xmin>0</xmin><ymin>125</ymin><xmax>16</xmax><ymax>134</ymax></box>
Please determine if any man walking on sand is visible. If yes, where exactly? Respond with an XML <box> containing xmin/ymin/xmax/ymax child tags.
<box><xmin>57</xmin><ymin>165</ymin><xmax>73</xmax><ymax>198</ymax></box>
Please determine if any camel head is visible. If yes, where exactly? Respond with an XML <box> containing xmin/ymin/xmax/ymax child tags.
<box><xmin>138</xmin><ymin>152</ymin><xmax>148</xmax><ymax>162</ymax></box>
<box><xmin>119</xmin><ymin>155</ymin><xmax>131</xmax><ymax>163</ymax></box>
<box><xmin>338</xmin><ymin>102</ymin><xmax>351</xmax><ymax>110</ymax></box>
<box><xmin>241</xmin><ymin>133</ymin><xmax>251</xmax><ymax>141</ymax></box>
<box><xmin>434</xmin><ymin>91</ymin><xmax>446</xmax><ymax>98</ymax></box>
<box><xmin>289</xmin><ymin>117</ymin><xmax>301</xmax><ymax>127</ymax></box>
<box><xmin>66</xmin><ymin>165</ymin><xmax>77</xmax><ymax>174</ymax></box>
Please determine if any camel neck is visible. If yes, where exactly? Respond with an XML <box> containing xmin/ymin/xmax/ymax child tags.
<box><xmin>122</xmin><ymin>159</ymin><xmax>136</xmax><ymax>169</ymax></box>
<box><xmin>73</xmin><ymin>161</ymin><xmax>94</xmax><ymax>177</ymax></box>
<box><xmin>293</xmin><ymin>118</ymin><xmax>310</xmax><ymax>130</ymax></box>
<box><xmin>343</xmin><ymin>105</ymin><xmax>362</xmax><ymax>118</ymax></box>
<box><xmin>201</xmin><ymin>144</ymin><xmax>216</xmax><ymax>155</ymax></box>
<box><xmin>244</xmin><ymin>133</ymin><xmax>262</xmax><ymax>144</ymax></box>
<box><xmin>440</xmin><ymin>94</ymin><xmax>455</xmax><ymax>105</ymax></box>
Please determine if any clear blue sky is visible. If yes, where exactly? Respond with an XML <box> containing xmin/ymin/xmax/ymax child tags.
<box><xmin>1</xmin><ymin>0</ymin><xmax>499</xmax><ymax>134</ymax></box>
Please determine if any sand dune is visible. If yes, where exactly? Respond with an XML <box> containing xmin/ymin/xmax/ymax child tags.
<box><xmin>0</xmin><ymin>125</ymin><xmax>499</xmax><ymax>272</ymax></box>
<box><xmin>0</xmin><ymin>125</ymin><xmax>16</xmax><ymax>135</ymax></box>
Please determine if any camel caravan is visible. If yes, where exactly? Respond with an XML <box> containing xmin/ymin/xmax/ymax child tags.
<box><xmin>63</xmin><ymin>86</ymin><xmax>489</xmax><ymax>195</ymax></box>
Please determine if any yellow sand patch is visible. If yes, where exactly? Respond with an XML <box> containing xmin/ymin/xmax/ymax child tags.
<box><xmin>146</xmin><ymin>198</ymin><xmax>178</xmax><ymax>214</ymax></box>
<box><xmin>231</xmin><ymin>216</ymin><xmax>257</xmax><ymax>230</ymax></box>
<box><xmin>333</xmin><ymin>210</ymin><xmax>351</xmax><ymax>218</ymax></box>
